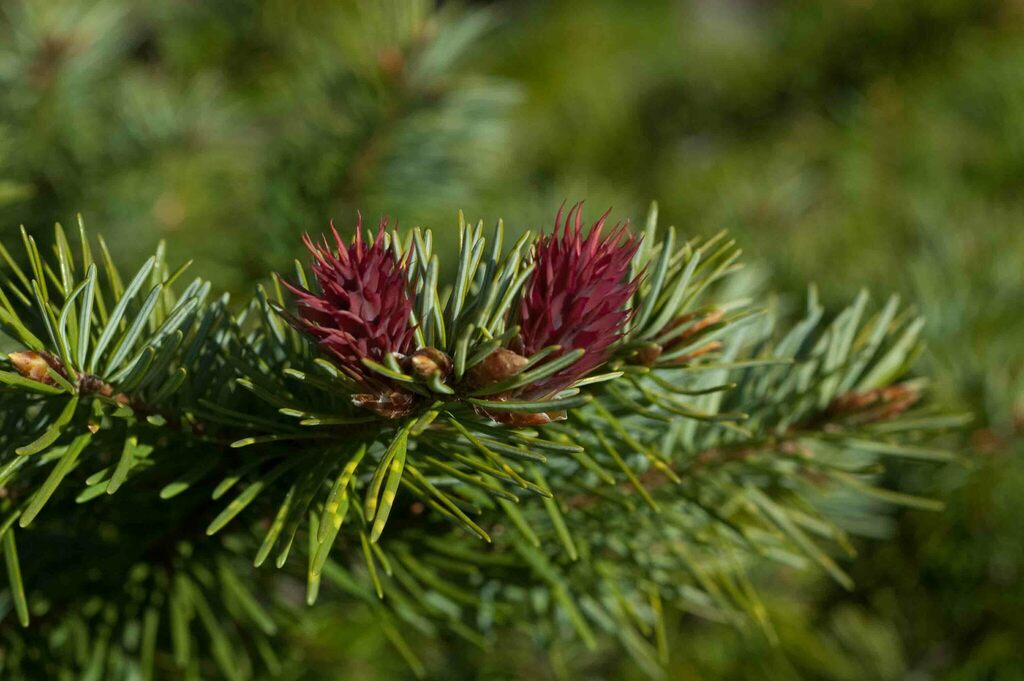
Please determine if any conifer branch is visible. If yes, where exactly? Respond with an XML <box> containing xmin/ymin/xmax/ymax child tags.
<box><xmin>0</xmin><ymin>205</ymin><xmax>966</xmax><ymax>679</ymax></box>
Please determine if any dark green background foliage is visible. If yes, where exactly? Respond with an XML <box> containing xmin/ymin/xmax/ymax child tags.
<box><xmin>0</xmin><ymin>0</ymin><xmax>1020</xmax><ymax>678</ymax></box>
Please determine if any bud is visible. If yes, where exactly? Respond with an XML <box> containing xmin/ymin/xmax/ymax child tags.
<box><xmin>654</xmin><ymin>309</ymin><xmax>725</xmax><ymax>360</ymax></box>
<box><xmin>8</xmin><ymin>351</ymin><xmax>54</xmax><ymax>385</ymax></box>
<box><xmin>970</xmin><ymin>428</ymin><xmax>1002</xmax><ymax>454</ymax></box>
<box><xmin>464</xmin><ymin>349</ymin><xmax>569</xmax><ymax>425</ymax></box>
<box><xmin>407</xmin><ymin>347</ymin><xmax>452</xmax><ymax>382</ymax></box>
<box><xmin>78</xmin><ymin>374</ymin><xmax>115</xmax><ymax>398</ymax></box>
<box><xmin>492</xmin><ymin>409</ymin><xmax>565</xmax><ymax>427</ymax></box>
<box><xmin>667</xmin><ymin>340</ymin><xmax>722</xmax><ymax>365</ymax></box>
<box><xmin>632</xmin><ymin>343</ymin><xmax>663</xmax><ymax>367</ymax></box>
<box><xmin>464</xmin><ymin>348</ymin><xmax>529</xmax><ymax>390</ymax></box>
<box><xmin>281</xmin><ymin>217</ymin><xmax>417</xmax><ymax>416</ymax></box>
<box><xmin>352</xmin><ymin>391</ymin><xmax>417</xmax><ymax>419</ymax></box>
<box><xmin>671</xmin><ymin>309</ymin><xmax>724</xmax><ymax>343</ymax></box>
<box><xmin>516</xmin><ymin>204</ymin><xmax>640</xmax><ymax>397</ymax></box>
<box><xmin>826</xmin><ymin>383</ymin><xmax>920</xmax><ymax>423</ymax></box>
<box><xmin>377</xmin><ymin>47</ymin><xmax>405</xmax><ymax>78</ymax></box>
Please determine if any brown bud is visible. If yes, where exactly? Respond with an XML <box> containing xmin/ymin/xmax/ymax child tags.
<box><xmin>662</xmin><ymin>309</ymin><xmax>725</xmax><ymax>350</ymax></box>
<box><xmin>695</xmin><ymin>447</ymin><xmax>753</xmax><ymax>467</ymax></box>
<box><xmin>678</xmin><ymin>309</ymin><xmax>724</xmax><ymax>342</ymax></box>
<box><xmin>827</xmin><ymin>383</ymin><xmax>920</xmax><ymax>422</ymax></box>
<box><xmin>668</xmin><ymin>340</ymin><xmax>723</xmax><ymax>365</ymax></box>
<box><xmin>482</xmin><ymin>408</ymin><xmax>566</xmax><ymax>427</ymax></box>
<box><xmin>8</xmin><ymin>351</ymin><xmax>54</xmax><ymax>384</ymax></box>
<box><xmin>632</xmin><ymin>343</ymin><xmax>663</xmax><ymax>367</ymax></box>
<box><xmin>799</xmin><ymin>469</ymin><xmax>831</xmax><ymax>486</ymax></box>
<box><xmin>406</xmin><ymin>347</ymin><xmax>452</xmax><ymax>381</ymax></box>
<box><xmin>873</xmin><ymin>395</ymin><xmax>919</xmax><ymax>422</ymax></box>
<box><xmin>829</xmin><ymin>390</ymin><xmax>880</xmax><ymax>413</ymax></box>
<box><xmin>464</xmin><ymin>348</ymin><xmax>529</xmax><ymax>390</ymax></box>
<box><xmin>663</xmin><ymin>312</ymin><xmax>697</xmax><ymax>334</ymax></box>
<box><xmin>78</xmin><ymin>374</ymin><xmax>114</xmax><ymax>397</ymax></box>
<box><xmin>780</xmin><ymin>441</ymin><xmax>813</xmax><ymax>458</ymax></box>
<box><xmin>970</xmin><ymin>428</ymin><xmax>1002</xmax><ymax>454</ymax></box>
<box><xmin>377</xmin><ymin>47</ymin><xmax>405</xmax><ymax>78</ymax></box>
<box><xmin>353</xmin><ymin>390</ymin><xmax>416</xmax><ymax>419</ymax></box>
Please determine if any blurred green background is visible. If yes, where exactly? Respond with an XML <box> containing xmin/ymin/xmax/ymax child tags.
<box><xmin>1</xmin><ymin>0</ymin><xmax>1021</xmax><ymax>678</ymax></box>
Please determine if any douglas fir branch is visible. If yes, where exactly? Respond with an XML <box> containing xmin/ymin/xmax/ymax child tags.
<box><xmin>0</xmin><ymin>205</ymin><xmax>965</xmax><ymax>679</ymax></box>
